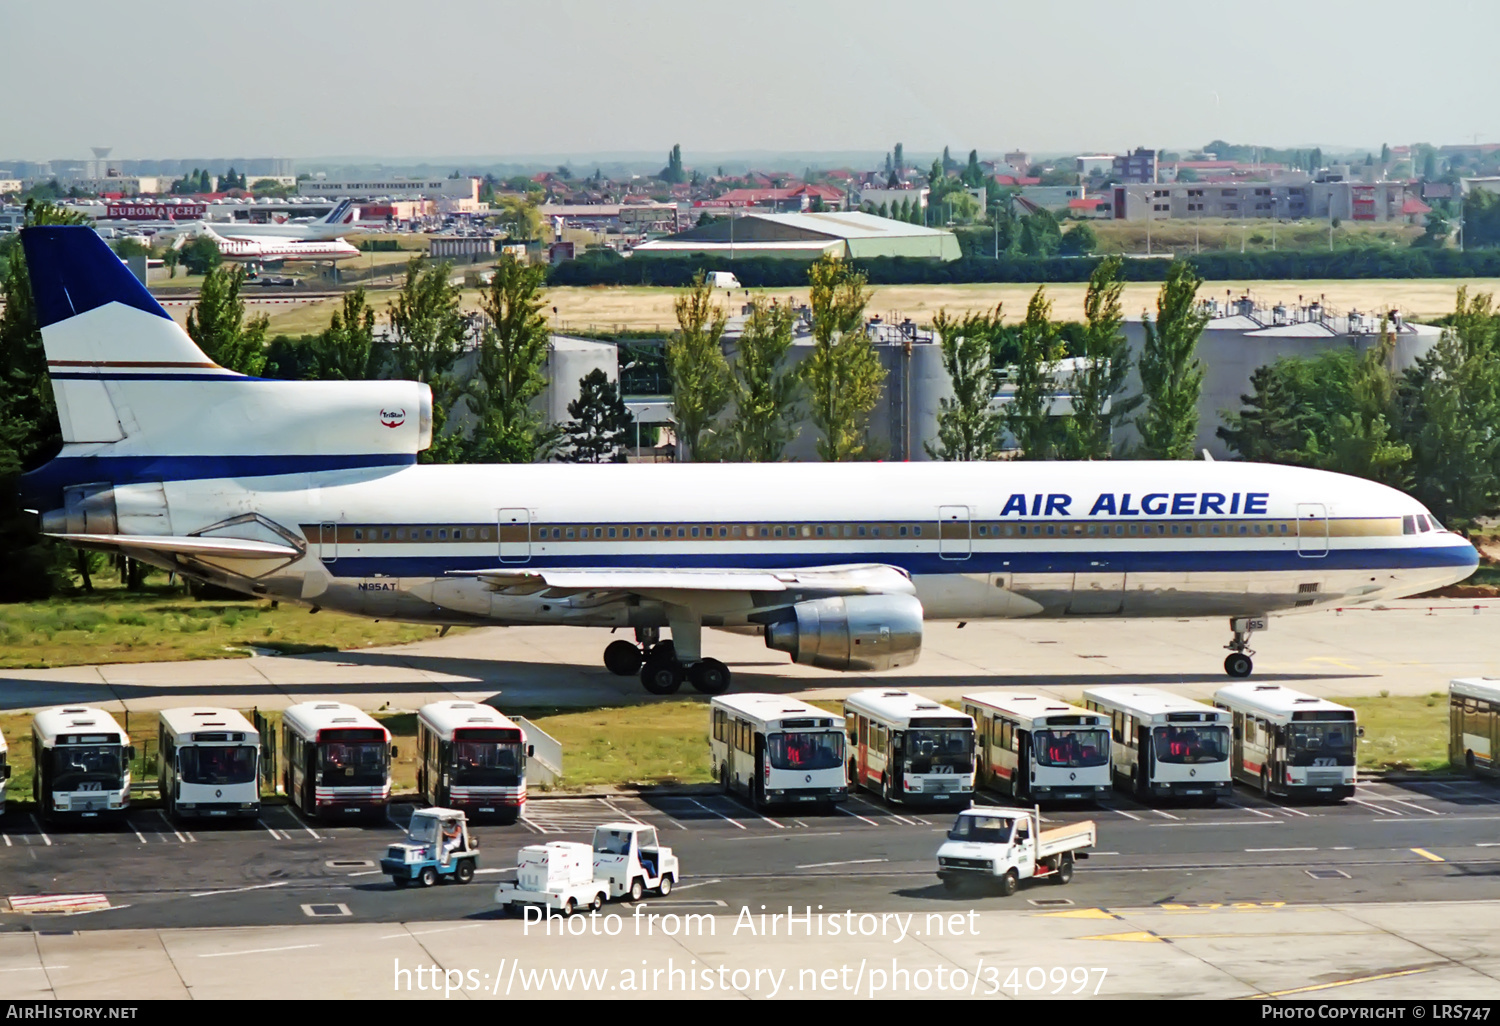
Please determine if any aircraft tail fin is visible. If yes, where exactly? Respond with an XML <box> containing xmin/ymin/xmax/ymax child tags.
<box><xmin>21</xmin><ymin>225</ymin><xmax>219</xmax><ymax>446</ymax></box>
<box><xmin>18</xmin><ymin>226</ymin><xmax>431</xmax><ymax>511</ymax></box>
<box><xmin>322</xmin><ymin>198</ymin><xmax>358</xmax><ymax>226</ymax></box>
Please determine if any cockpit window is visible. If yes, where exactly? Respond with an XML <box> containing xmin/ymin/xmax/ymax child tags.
<box><xmin>1416</xmin><ymin>515</ymin><xmax>1431</xmax><ymax>533</ymax></box>
<box><xmin>1402</xmin><ymin>515</ymin><xmax>1416</xmax><ymax>535</ymax></box>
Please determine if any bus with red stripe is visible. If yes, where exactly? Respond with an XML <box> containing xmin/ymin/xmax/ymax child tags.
<box><xmin>416</xmin><ymin>701</ymin><xmax>531</xmax><ymax>823</ymax></box>
<box><xmin>710</xmin><ymin>694</ymin><xmax>847</xmax><ymax>811</ymax></box>
<box><xmin>281</xmin><ymin>702</ymin><xmax>393</xmax><ymax>820</ymax></box>
<box><xmin>843</xmin><ymin>690</ymin><xmax>974</xmax><ymax>806</ymax></box>
<box><xmin>1214</xmin><ymin>683</ymin><xmax>1357</xmax><ymax>800</ymax></box>
<box><xmin>962</xmin><ymin>692</ymin><xmax>1109</xmax><ymax>803</ymax></box>
<box><xmin>1082</xmin><ymin>687</ymin><xmax>1232</xmax><ymax>804</ymax></box>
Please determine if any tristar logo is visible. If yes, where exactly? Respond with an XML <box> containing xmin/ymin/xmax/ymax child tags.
<box><xmin>380</xmin><ymin>408</ymin><xmax>406</xmax><ymax>429</ymax></box>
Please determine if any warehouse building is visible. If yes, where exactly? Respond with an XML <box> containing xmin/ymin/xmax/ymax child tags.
<box><xmin>630</xmin><ymin>210</ymin><xmax>961</xmax><ymax>261</ymax></box>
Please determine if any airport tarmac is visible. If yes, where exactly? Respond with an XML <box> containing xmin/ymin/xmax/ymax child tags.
<box><xmin>1</xmin><ymin>596</ymin><xmax>1495</xmax><ymax>715</ymax></box>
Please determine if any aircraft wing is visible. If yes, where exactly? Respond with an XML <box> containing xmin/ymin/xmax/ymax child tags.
<box><xmin>49</xmin><ymin>533</ymin><xmax>301</xmax><ymax>559</ymax></box>
<box><xmin>449</xmin><ymin>564</ymin><xmax>914</xmax><ymax>599</ymax></box>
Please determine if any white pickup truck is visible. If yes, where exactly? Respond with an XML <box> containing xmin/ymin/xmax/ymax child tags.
<box><xmin>495</xmin><ymin>822</ymin><xmax>679</xmax><ymax>916</ymax></box>
<box><xmin>936</xmin><ymin>807</ymin><xmax>1094</xmax><ymax>896</ymax></box>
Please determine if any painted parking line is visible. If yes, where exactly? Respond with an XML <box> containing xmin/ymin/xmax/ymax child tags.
<box><xmin>835</xmin><ymin>805</ymin><xmax>880</xmax><ymax>827</ymax></box>
<box><xmin>28</xmin><ymin>815</ymin><xmax>51</xmax><ymax>847</ymax></box>
<box><xmin>1383</xmin><ymin>797</ymin><xmax>1442</xmax><ymax>817</ymax></box>
<box><xmin>1223</xmin><ymin>801</ymin><xmax>1277</xmax><ymax>819</ymax></box>
<box><xmin>283</xmin><ymin>805</ymin><xmax>323</xmax><ymax>840</ymax></box>
<box><xmin>157</xmin><ymin>810</ymin><xmax>193</xmax><ymax>843</ymax></box>
<box><xmin>189</xmin><ymin>881</ymin><xmax>289</xmax><ymax>898</ymax></box>
<box><xmin>1348</xmin><ymin>797</ymin><xmax>1401</xmax><ymax>816</ymax></box>
<box><xmin>686</xmin><ymin>798</ymin><xmax>745</xmax><ymax>830</ymax></box>
<box><xmin>795</xmin><ymin>858</ymin><xmax>888</xmax><ymax>870</ymax></box>
<box><xmin>1410</xmin><ymin>847</ymin><xmax>1446</xmax><ymax>862</ymax></box>
<box><xmin>1151</xmin><ymin>809</ymin><xmax>1181</xmax><ymax>821</ymax></box>
<box><xmin>1109</xmin><ymin>808</ymin><xmax>1144</xmax><ymax>822</ymax></box>
<box><xmin>128</xmin><ymin>820</ymin><xmax>148</xmax><ymax>844</ymax></box>
<box><xmin>260</xmin><ymin>820</ymin><xmax>289</xmax><ymax>841</ymax></box>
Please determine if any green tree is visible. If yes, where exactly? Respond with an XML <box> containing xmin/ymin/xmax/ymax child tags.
<box><xmin>1002</xmin><ymin>288</ymin><xmax>1063</xmax><ymax>459</ymax></box>
<box><xmin>1396</xmin><ymin>288</ymin><xmax>1500</xmax><ymax>528</ymax></box>
<box><xmin>561</xmin><ymin>368</ymin><xmax>634</xmax><ymax>463</ymax></box>
<box><xmin>665</xmin><ymin>272</ymin><xmax>733</xmax><ymax>461</ymax></box>
<box><xmin>1423</xmin><ymin>150</ymin><xmax>1439</xmax><ymax>180</ymax></box>
<box><xmin>1019</xmin><ymin>209</ymin><xmax>1062</xmax><ymax>257</ymax></box>
<box><xmin>161</xmin><ymin>245</ymin><xmax>180</xmax><ymax>278</ymax></box>
<box><xmin>1380</xmin><ymin>143</ymin><xmax>1391</xmax><ymax>165</ymax></box>
<box><xmin>0</xmin><ymin>202</ymin><xmax>87</xmax><ymax>599</ymax></box>
<box><xmin>316</xmin><ymin>287</ymin><xmax>382</xmax><ymax>380</ymax></box>
<box><xmin>180</xmin><ymin>234</ymin><xmax>222</xmax><ymax>275</ymax></box>
<box><xmin>463</xmin><ymin>253</ymin><xmax>559</xmax><ymax>463</ymax></box>
<box><xmin>388</xmin><ymin>257</ymin><xmax>465</xmax><ymax>384</ymax></box>
<box><xmin>1061</xmin><ymin>256</ymin><xmax>1140</xmax><ymax>460</ymax></box>
<box><xmin>661</xmin><ymin>144</ymin><xmax>686</xmax><ymax>184</ymax></box>
<box><xmin>1136</xmin><ymin>260</ymin><xmax>1209</xmax><ymax>459</ymax></box>
<box><xmin>804</xmin><ymin>256</ymin><xmax>884</xmax><ymax>461</ymax></box>
<box><xmin>495</xmin><ymin>195</ymin><xmax>545</xmax><ymax>241</ymax></box>
<box><xmin>926</xmin><ymin>306</ymin><xmax>1004</xmax><ymax>461</ymax></box>
<box><xmin>893</xmin><ymin>142</ymin><xmax>904</xmax><ymax>171</ymax></box>
<box><xmin>1059</xmin><ymin>222</ymin><xmax>1098</xmax><ymax>256</ymax></box>
<box><xmin>963</xmin><ymin>149</ymin><xmax>984</xmax><ymax>188</ymax></box>
<box><xmin>945</xmin><ymin>190</ymin><xmax>981</xmax><ymax>224</ymax></box>
<box><xmin>721</xmin><ymin>297</ymin><xmax>801</xmax><ymax>462</ymax></box>
<box><xmin>186</xmin><ymin>265</ymin><xmax>269</xmax><ymax>375</ymax></box>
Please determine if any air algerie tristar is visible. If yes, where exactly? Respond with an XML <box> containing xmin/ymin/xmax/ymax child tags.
<box><xmin>17</xmin><ymin>226</ymin><xmax>1478</xmax><ymax>695</ymax></box>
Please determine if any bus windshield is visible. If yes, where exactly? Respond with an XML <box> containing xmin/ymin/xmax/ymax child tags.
<box><xmin>179</xmin><ymin>745</ymin><xmax>257</xmax><ymax>785</ymax></box>
<box><xmin>1034</xmin><ymin>729</ymin><xmax>1109</xmax><ymax>768</ymax></box>
<box><xmin>767</xmin><ymin>731</ymin><xmax>843</xmax><ymax>771</ymax></box>
<box><xmin>1153</xmin><ymin>725</ymin><xmax>1229</xmax><ymax>764</ymax></box>
<box><xmin>318</xmin><ymin>741</ymin><xmax>387</xmax><ymax>787</ymax></box>
<box><xmin>903</xmin><ymin>729</ymin><xmax>974</xmax><ymax>773</ymax></box>
<box><xmin>450</xmin><ymin>741</ymin><xmax>523</xmax><ymax>786</ymax></box>
<box><xmin>49</xmin><ymin>745</ymin><xmax>125</xmax><ymax>791</ymax></box>
<box><xmin>1286</xmin><ymin>721</ymin><xmax>1356</xmax><ymax>765</ymax></box>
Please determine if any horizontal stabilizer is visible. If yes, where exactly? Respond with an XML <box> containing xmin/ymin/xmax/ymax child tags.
<box><xmin>49</xmin><ymin>533</ymin><xmax>301</xmax><ymax>559</ymax></box>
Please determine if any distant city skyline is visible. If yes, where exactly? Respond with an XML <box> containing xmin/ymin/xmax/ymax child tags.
<box><xmin>1</xmin><ymin>0</ymin><xmax>1495</xmax><ymax>162</ymax></box>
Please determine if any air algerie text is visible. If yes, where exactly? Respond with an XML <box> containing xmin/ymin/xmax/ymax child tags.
<box><xmin>996</xmin><ymin>492</ymin><xmax>1271</xmax><ymax>517</ymax></box>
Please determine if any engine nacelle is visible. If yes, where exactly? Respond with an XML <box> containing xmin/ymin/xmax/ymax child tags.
<box><xmin>765</xmin><ymin>594</ymin><xmax>923</xmax><ymax>672</ymax></box>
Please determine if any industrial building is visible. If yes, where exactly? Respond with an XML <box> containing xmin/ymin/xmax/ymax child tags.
<box><xmin>631</xmin><ymin>211</ymin><xmax>961</xmax><ymax>261</ymax></box>
<box><xmin>1112</xmin><ymin>179</ymin><xmax>1419</xmax><ymax>223</ymax></box>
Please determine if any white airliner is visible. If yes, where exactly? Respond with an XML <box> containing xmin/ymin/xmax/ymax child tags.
<box><xmin>18</xmin><ymin>227</ymin><xmax>1479</xmax><ymax>695</ymax></box>
<box><xmin>163</xmin><ymin>199</ymin><xmax>364</xmax><ymax>262</ymax></box>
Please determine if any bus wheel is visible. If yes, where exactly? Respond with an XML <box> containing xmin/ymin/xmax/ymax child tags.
<box><xmin>720</xmin><ymin>764</ymin><xmax>731</xmax><ymax>795</ymax></box>
<box><xmin>1467</xmin><ymin>750</ymin><xmax>1477</xmax><ymax>772</ymax></box>
<box><xmin>998</xmin><ymin>869</ymin><xmax>1019</xmax><ymax>897</ymax></box>
<box><xmin>1260</xmin><ymin>769</ymin><xmax>1272</xmax><ymax>797</ymax></box>
<box><xmin>455</xmin><ymin>859</ymin><xmax>475</xmax><ymax>884</ymax></box>
<box><xmin>418</xmin><ymin>866</ymin><xmax>437</xmax><ymax>888</ymax></box>
<box><xmin>882</xmin><ymin>773</ymin><xmax>896</xmax><ymax>806</ymax></box>
<box><xmin>1052</xmin><ymin>857</ymin><xmax>1074</xmax><ymax>885</ymax></box>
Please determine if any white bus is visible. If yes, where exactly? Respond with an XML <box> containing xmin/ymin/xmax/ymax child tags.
<box><xmin>843</xmin><ymin>690</ymin><xmax>974</xmax><ymax>805</ymax></box>
<box><xmin>1081</xmin><ymin>687</ymin><xmax>1232</xmax><ymax>803</ymax></box>
<box><xmin>416</xmin><ymin>701</ymin><xmax>532</xmax><ymax>822</ymax></box>
<box><xmin>158</xmin><ymin>708</ymin><xmax>261</xmax><ymax>820</ymax></box>
<box><xmin>31</xmin><ymin>707</ymin><xmax>133</xmax><ymax>819</ymax></box>
<box><xmin>281</xmin><ymin>702</ymin><xmax>393</xmax><ymax>820</ymax></box>
<box><xmin>1214</xmin><ymin>684</ymin><xmax>1358</xmax><ymax>800</ymax></box>
<box><xmin>1450</xmin><ymin>678</ymin><xmax>1500</xmax><ymax>777</ymax></box>
<box><xmin>710</xmin><ymin>694</ymin><xmax>847</xmax><ymax>811</ymax></box>
<box><xmin>962</xmin><ymin>692</ymin><xmax>1111</xmax><ymax>803</ymax></box>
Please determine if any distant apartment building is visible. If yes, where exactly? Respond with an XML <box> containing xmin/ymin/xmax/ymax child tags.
<box><xmin>1003</xmin><ymin>150</ymin><xmax>1030</xmax><ymax>171</ymax></box>
<box><xmin>0</xmin><ymin>179</ymin><xmax>21</xmax><ymax>196</ymax></box>
<box><xmin>1112</xmin><ymin>180</ymin><xmax>1411</xmax><ymax>222</ymax></box>
<box><xmin>301</xmin><ymin>176</ymin><xmax>480</xmax><ymax>210</ymax></box>
<box><xmin>1113</xmin><ymin>148</ymin><xmax>1158</xmax><ymax>184</ymax></box>
<box><xmin>1075</xmin><ymin>154</ymin><xmax>1115</xmax><ymax>177</ymax></box>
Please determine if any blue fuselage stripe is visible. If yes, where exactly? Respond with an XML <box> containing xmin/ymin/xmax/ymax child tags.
<box><xmin>324</xmin><ymin>545</ymin><xmax>1475</xmax><ymax>579</ymax></box>
<box><xmin>21</xmin><ymin>454</ymin><xmax>415</xmax><ymax>504</ymax></box>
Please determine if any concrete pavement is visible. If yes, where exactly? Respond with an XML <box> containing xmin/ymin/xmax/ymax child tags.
<box><xmin>1</xmin><ymin>598</ymin><xmax>1497</xmax><ymax>714</ymax></box>
<box><xmin>2</xmin><ymin>900</ymin><xmax>1497</xmax><ymax>999</ymax></box>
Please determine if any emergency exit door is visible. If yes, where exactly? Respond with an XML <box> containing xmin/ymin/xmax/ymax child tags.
<box><xmin>938</xmin><ymin>506</ymin><xmax>971</xmax><ymax>560</ymax></box>
<box><xmin>498</xmin><ymin>508</ymin><xmax>531</xmax><ymax>563</ymax></box>
<box><xmin>1296</xmin><ymin>503</ymin><xmax>1329</xmax><ymax>557</ymax></box>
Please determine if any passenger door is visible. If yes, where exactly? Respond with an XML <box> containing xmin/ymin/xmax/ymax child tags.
<box><xmin>938</xmin><ymin>505</ymin><xmax>971</xmax><ymax>561</ymax></box>
<box><xmin>1296</xmin><ymin>503</ymin><xmax>1329</xmax><ymax>557</ymax></box>
<box><xmin>498</xmin><ymin>508</ymin><xmax>531</xmax><ymax>564</ymax></box>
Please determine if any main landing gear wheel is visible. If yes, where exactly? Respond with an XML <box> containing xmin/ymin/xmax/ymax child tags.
<box><xmin>641</xmin><ymin>652</ymin><xmax>684</xmax><ymax>695</ymax></box>
<box><xmin>687</xmin><ymin>658</ymin><xmax>731</xmax><ymax>695</ymax></box>
<box><xmin>1224</xmin><ymin>652</ymin><xmax>1253</xmax><ymax>678</ymax></box>
<box><xmin>604</xmin><ymin>640</ymin><xmax>643</xmax><ymax>676</ymax></box>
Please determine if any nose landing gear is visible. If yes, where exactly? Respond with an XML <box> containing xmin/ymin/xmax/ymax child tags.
<box><xmin>1224</xmin><ymin>615</ymin><xmax>1265</xmax><ymax>678</ymax></box>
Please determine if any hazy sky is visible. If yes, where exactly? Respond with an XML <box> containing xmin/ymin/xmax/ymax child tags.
<box><xmin>2</xmin><ymin>0</ymin><xmax>1496</xmax><ymax>162</ymax></box>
